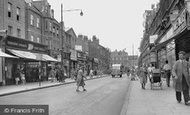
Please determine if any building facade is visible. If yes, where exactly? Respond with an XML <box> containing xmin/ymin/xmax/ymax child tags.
<box><xmin>0</xmin><ymin>0</ymin><xmax>26</xmax><ymax>85</ymax></box>
<box><xmin>139</xmin><ymin>0</ymin><xmax>190</xmax><ymax>70</ymax></box>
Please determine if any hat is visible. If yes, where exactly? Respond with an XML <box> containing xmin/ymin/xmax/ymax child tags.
<box><xmin>178</xmin><ymin>51</ymin><xmax>186</xmax><ymax>55</ymax></box>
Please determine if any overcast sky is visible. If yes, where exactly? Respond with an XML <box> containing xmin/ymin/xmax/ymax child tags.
<box><xmin>47</xmin><ymin>0</ymin><xmax>159</xmax><ymax>55</ymax></box>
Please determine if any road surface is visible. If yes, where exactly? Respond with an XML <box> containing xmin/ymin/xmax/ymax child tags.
<box><xmin>0</xmin><ymin>75</ymin><xmax>130</xmax><ymax>115</ymax></box>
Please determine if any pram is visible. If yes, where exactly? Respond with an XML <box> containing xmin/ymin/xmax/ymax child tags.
<box><xmin>150</xmin><ymin>69</ymin><xmax>162</xmax><ymax>89</ymax></box>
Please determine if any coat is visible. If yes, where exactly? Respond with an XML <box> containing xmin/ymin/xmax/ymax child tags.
<box><xmin>76</xmin><ymin>69</ymin><xmax>85</xmax><ymax>86</ymax></box>
<box><xmin>139</xmin><ymin>67</ymin><xmax>147</xmax><ymax>84</ymax></box>
<box><xmin>172</xmin><ymin>60</ymin><xmax>190</xmax><ymax>91</ymax></box>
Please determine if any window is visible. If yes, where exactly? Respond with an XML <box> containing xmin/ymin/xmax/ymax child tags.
<box><xmin>8</xmin><ymin>3</ymin><xmax>12</xmax><ymax>18</ymax></box>
<box><xmin>49</xmin><ymin>40</ymin><xmax>52</xmax><ymax>49</ymax></box>
<box><xmin>8</xmin><ymin>26</ymin><xmax>12</xmax><ymax>35</ymax></box>
<box><xmin>31</xmin><ymin>35</ymin><xmax>34</xmax><ymax>41</ymax></box>
<box><xmin>45</xmin><ymin>20</ymin><xmax>48</xmax><ymax>30</ymax></box>
<box><xmin>30</xmin><ymin>15</ymin><xmax>34</xmax><ymax>25</ymax></box>
<box><xmin>49</xmin><ymin>22</ymin><xmax>52</xmax><ymax>31</ymax></box>
<box><xmin>17</xmin><ymin>28</ymin><xmax>21</xmax><ymax>37</ymax></box>
<box><xmin>57</xmin><ymin>28</ymin><xmax>59</xmax><ymax>36</ymax></box>
<box><xmin>16</xmin><ymin>7</ymin><xmax>20</xmax><ymax>21</ymax></box>
<box><xmin>53</xmin><ymin>26</ymin><xmax>55</xmax><ymax>33</ymax></box>
<box><xmin>37</xmin><ymin>18</ymin><xmax>40</xmax><ymax>28</ymax></box>
<box><xmin>37</xmin><ymin>37</ymin><xmax>40</xmax><ymax>43</ymax></box>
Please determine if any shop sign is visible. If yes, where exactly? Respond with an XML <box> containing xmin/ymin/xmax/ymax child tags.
<box><xmin>150</xmin><ymin>52</ymin><xmax>156</xmax><ymax>62</ymax></box>
<box><xmin>77</xmin><ymin>51</ymin><xmax>86</xmax><ymax>60</ymax></box>
<box><xmin>70</xmin><ymin>49</ymin><xmax>77</xmax><ymax>61</ymax></box>
<box><xmin>7</xmin><ymin>41</ymin><xmax>28</xmax><ymax>49</ymax></box>
<box><xmin>149</xmin><ymin>35</ymin><xmax>158</xmax><ymax>44</ymax></box>
<box><xmin>6</xmin><ymin>36</ymin><xmax>47</xmax><ymax>53</ymax></box>
<box><xmin>159</xmin><ymin>27</ymin><xmax>174</xmax><ymax>43</ymax></box>
<box><xmin>172</xmin><ymin>8</ymin><xmax>187</xmax><ymax>36</ymax></box>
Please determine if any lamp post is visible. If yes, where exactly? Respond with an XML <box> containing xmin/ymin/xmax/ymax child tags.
<box><xmin>60</xmin><ymin>4</ymin><xmax>83</xmax><ymax>77</ymax></box>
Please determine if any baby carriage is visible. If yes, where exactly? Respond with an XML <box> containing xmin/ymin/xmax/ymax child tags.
<box><xmin>150</xmin><ymin>69</ymin><xmax>162</xmax><ymax>89</ymax></box>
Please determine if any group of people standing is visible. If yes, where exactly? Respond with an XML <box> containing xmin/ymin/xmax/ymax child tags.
<box><xmin>48</xmin><ymin>66</ymin><xmax>66</xmax><ymax>82</ymax></box>
<box><xmin>138</xmin><ymin>51</ymin><xmax>190</xmax><ymax>105</ymax></box>
<box><xmin>15</xmin><ymin>65</ymin><xmax>26</xmax><ymax>85</ymax></box>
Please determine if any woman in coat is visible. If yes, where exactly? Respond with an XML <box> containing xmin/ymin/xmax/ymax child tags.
<box><xmin>76</xmin><ymin>66</ymin><xmax>87</xmax><ymax>92</ymax></box>
<box><xmin>139</xmin><ymin>64</ymin><xmax>148</xmax><ymax>89</ymax></box>
<box><xmin>172</xmin><ymin>51</ymin><xmax>190</xmax><ymax>105</ymax></box>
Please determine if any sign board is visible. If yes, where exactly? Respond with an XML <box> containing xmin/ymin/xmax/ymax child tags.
<box><xmin>172</xmin><ymin>8</ymin><xmax>187</xmax><ymax>36</ymax></box>
<box><xmin>75</xmin><ymin>45</ymin><xmax>82</xmax><ymax>51</ymax></box>
<box><xmin>70</xmin><ymin>49</ymin><xmax>77</xmax><ymax>61</ymax></box>
<box><xmin>149</xmin><ymin>35</ymin><xmax>158</xmax><ymax>44</ymax></box>
<box><xmin>159</xmin><ymin>27</ymin><xmax>174</xmax><ymax>43</ymax></box>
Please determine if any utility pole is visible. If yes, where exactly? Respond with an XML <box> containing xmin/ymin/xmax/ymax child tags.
<box><xmin>132</xmin><ymin>44</ymin><xmax>134</xmax><ymax>68</ymax></box>
<box><xmin>61</xmin><ymin>4</ymin><xmax>64</xmax><ymax>69</ymax></box>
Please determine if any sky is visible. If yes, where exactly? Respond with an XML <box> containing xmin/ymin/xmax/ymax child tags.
<box><xmin>46</xmin><ymin>0</ymin><xmax>159</xmax><ymax>55</ymax></box>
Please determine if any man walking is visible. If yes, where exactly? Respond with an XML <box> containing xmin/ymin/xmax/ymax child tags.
<box><xmin>172</xmin><ymin>51</ymin><xmax>190</xmax><ymax>105</ymax></box>
<box><xmin>163</xmin><ymin>60</ymin><xmax>171</xmax><ymax>87</ymax></box>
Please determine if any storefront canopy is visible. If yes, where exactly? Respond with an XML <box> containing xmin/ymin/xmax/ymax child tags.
<box><xmin>8</xmin><ymin>49</ymin><xmax>59</xmax><ymax>62</ymax></box>
<box><xmin>0</xmin><ymin>49</ymin><xmax>17</xmax><ymax>58</ymax></box>
<box><xmin>42</xmin><ymin>54</ymin><xmax>59</xmax><ymax>62</ymax></box>
<box><xmin>8</xmin><ymin>49</ymin><xmax>36</xmax><ymax>60</ymax></box>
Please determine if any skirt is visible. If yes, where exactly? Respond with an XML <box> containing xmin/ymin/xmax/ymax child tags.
<box><xmin>77</xmin><ymin>77</ymin><xmax>85</xmax><ymax>86</ymax></box>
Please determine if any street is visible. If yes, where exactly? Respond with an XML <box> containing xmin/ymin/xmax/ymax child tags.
<box><xmin>0</xmin><ymin>75</ymin><xmax>130</xmax><ymax>115</ymax></box>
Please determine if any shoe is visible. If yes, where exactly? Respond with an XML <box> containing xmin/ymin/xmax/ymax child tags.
<box><xmin>76</xmin><ymin>89</ymin><xmax>80</xmax><ymax>92</ymax></box>
<box><xmin>177</xmin><ymin>101</ymin><xmax>181</xmax><ymax>103</ymax></box>
<box><xmin>83</xmin><ymin>89</ymin><xmax>87</xmax><ymax>91</ymax></box>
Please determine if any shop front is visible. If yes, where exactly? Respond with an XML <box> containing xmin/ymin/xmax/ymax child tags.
<box><xmin>151</xmin><ymin>8</ymin><xmax>190</xmax><ymax>68</ymax></box>
<box><xmin>62</xmin><ymin>51</ymin><xmax>70</xmax><ymax>77</ymax></box>
<box><xmin>77</xmin><ymin>51</ymin><xmax>87</xmax><ymax>71</ymax></box>
<box><xmin>4</xmin><ymin>36</ymin><xmax>58</xmax><ymax>85</ymax></box>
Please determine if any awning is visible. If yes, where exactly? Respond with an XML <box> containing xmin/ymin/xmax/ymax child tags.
<box><xmin>0</xmin><ymin>49</ymin><xmax>17</xmax><ymax>58</ymax></box>
<box><xmin>8</xmin><ymin>49</ymin><xmax>36</xmax><ymax>60</ymax></box>
<box><xmin>42</xmin><ymin>54</ymin><xmax>59</xmax><ymax>62</ymax></box>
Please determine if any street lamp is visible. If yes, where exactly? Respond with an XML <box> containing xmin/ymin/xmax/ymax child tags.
<box><xmin>64</xmin><ymin>9</ymin><xmax>84</xmax><ymax>16</ymax></box>
<box><xmin>60</xmin><ymin>4</ymin><xmax>84</xmax><ymax>77</ymax></box>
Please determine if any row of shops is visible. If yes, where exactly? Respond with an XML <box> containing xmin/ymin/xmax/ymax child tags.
<box><xmin>140</xmin><ymin>8</ymin><xmax>190</xmax><ymax>69</ymax></box>
<box><xmin>0</xmin><ymin>35</ymin><xmax>99</xmax><ymax>86</ymax></box>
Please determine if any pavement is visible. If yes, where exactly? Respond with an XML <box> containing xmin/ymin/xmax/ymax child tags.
<box><xmin>121</xmin><ymin>77</ymin><xmax>190</xmax><ymax>115</ymax></box>
<box><xmin>0</xmin><ymin>75</ymin><xmax>106</xmax><ymax>97</ymax></box>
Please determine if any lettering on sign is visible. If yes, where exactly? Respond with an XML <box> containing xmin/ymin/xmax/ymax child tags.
<box><xmin>7</xmin><ymin>41</ymin><xmax>18</xmax><ymax>46</ymax></box>
<box><xmin>28</xmin><ymin>44</ymin><xmax>33</xmax><ymax>50</ymax></box>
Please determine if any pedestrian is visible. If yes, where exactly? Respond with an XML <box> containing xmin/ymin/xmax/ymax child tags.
<box><xmin>90</xmin><ymin>69</ymin><xmax>94</xmax><ymax>78</ymax></box>
<box><xmin>172</xmin><ymin>51</ymin><xmax>190</xmax><ymax>105</ymax></box>
<box><xmin>139</xmin><ymin>64</ymin><xmax>148</xmax><ymax>89</ymax></box>
<box><xmin>20</xmin><ymin>65</ymin><xmax>26</xmax><ymax>85</ymax></box>
<box><xmin>48</xmin><ymin>67</ymin><xmax>55</xmax><ymax>82</ymax></box>
<box><xmin>76</xmin><ymin>66</ymin><xmax>87</xmax><ymax>92</ymax></box>
<box><xmin>147</xmin><ymin>63</ymin><xmax>155</xmax><ymax>82</ymax></box>
<box><xmin>163</xmin><ymin>60</ymin><xmax>171</xmax><ymax>87</ymax></box>
<box><xmin>15</xmin><ymin>68</ymin><xmax>20</xmax><ymax>85</ymax></box>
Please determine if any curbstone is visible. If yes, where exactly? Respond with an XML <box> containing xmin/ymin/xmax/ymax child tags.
<box><xmin>0</xmin><ymin>75</ymin><xmax>109</xmax><ymax>97</ymax></box>
<box><xmin>120</xmin><ymin>78</ymin><xmax>132</xmax><ymax>115</ymax></box>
